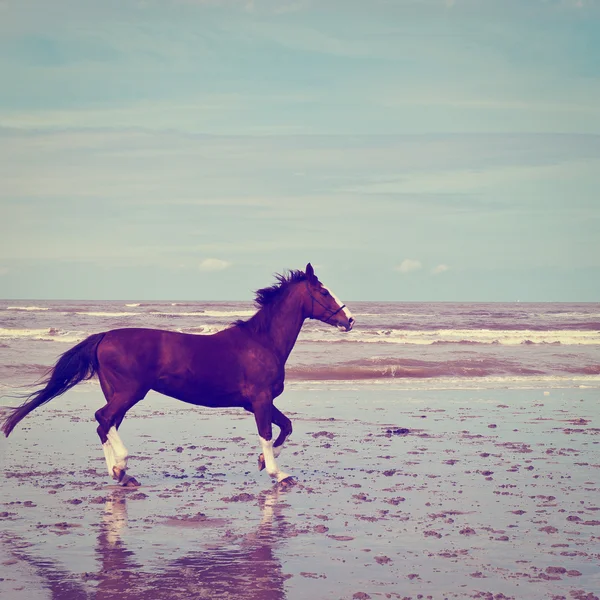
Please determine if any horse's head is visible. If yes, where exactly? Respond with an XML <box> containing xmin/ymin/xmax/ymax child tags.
<box><xmin>304</xmin><ymin>263</ymin><xmax>355</xmax><ymax>332</ymax></box>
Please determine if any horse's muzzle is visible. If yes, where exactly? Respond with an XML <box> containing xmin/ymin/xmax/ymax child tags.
<box><xmin>339</xmin><ymin>317</ymin><xmax>355</xmax><ymax>332</ymax></box>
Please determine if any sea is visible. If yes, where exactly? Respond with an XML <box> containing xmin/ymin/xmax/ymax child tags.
<box><xmin>1</xmin><ymin>300</ymin><xmax>599</xmax><ymax>392</ymax></box>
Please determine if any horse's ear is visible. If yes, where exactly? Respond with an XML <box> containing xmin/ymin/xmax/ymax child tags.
<box><xmin>306</xmin><ymin>263</ymin><xmax>316</xmax><ymax>282</ymax></box>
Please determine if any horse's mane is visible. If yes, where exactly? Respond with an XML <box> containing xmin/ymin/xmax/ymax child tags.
<box><xmin>253</xmin><ymin>269</ymin><xmax>307</xmax><ymax>308</ymax></box>
<box><xmin>235</xmin><ymin>269</ymin><xmax>308</xmax><ymax>331</ymax></box>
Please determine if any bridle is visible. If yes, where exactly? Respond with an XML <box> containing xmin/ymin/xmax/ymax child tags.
<box><xmin>306</xmin><ymin>282</ymin><xmax>346</xmax><ymax>324</ymax></box>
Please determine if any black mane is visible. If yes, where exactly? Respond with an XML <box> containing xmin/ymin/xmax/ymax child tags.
<box><xmin>253</xmin><ymin>269</ymin><xmax>307</xmax><ymax>308</ymax></box>
<box><xmin>234</xmin><ymin>269</ymin><xmax>308</xmax><ymax>331</ymax></box>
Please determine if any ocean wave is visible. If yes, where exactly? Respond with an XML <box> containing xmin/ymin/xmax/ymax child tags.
<box><xmin>540</xmin><ymin>311</ymin><xmax>600</xmax><ymax>319</ymax></box>
<box><xmin>74</xmin><ymin>311</ymin><xmax>138</xmax><ymax>317</ymax></box>
<box><xmin>6</xmin><ymin>306</ymin><xmax>50</xmax><ymax>311</ymax></box>
<box><xmin>148</xmin><ymin>310</ymin><xmax>255</xmax><ymax>318</ymax></box>
<box><xmin>0</xmin><ymin>328</ymin><xmax>88</xmax><ymax>343</ymax></box>
<box><xmin>2</xmin><ymin>323</ymin><xmax>598</xmax><ymax>348</ymax></box>
<box><xmin>0</xmin><ymin>328</ymin><xmax>55</xmax><ymax>339</ymax></box>
<box><xmin>563</xmin><ymin>364</ymin><xmax>600</xmax><ymax>375</ymax></box>
<box><xmin>353</xmin><ymin>312</ymin><xmax>438</xmax><ymax>318</ymax></box>
<box><xmin>287</xmin><ymin>374</ymin><xmax>600</xmax><ymax>391</ymax></box>
<box><xmin>0</xmin><ymin>325</ymin><xmax>228</xmax><ymax>342</ymax></box>
<box><xmin>7</xmin><ymin>374</ymin><xmax>596</xmax><ymax>392</ymax></box>
<box><xmin>178</xmin><ymin>325</ymin><xmax>227</xmax><ymax>335</ymax></box>
<box><xmin>286</xmin><ymin>357</ymin><xmax>546</xmax><ymax>380</ymax></box>
<box><xmin>300</xmin><ymin>328</ymin><xmax>600</xmax><ymax>346</ymax></box>
<box><xmin>169</xmin><ymin>302</ymin><xmax>201</xmax><ymax>307</ymax></box>
<box><xmin>70</xmin><ymin>309</ymin><xmax>256</xmax><ymax>318</ymax></box>
<box><xmin>199</xmin><ymin>310</ymin><xmax>255</xmax><ymax>318</ymax></box>
<box><xmin>5</xmin><ymin>358</ymin><xmax>595</xmax><ymax>383</ymax></box>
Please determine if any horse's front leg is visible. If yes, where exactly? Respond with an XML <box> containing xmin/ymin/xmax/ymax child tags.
<box><xmin>252</xmin><ymin>395</ymin><xmax>293</xmax><ymax>484</ymax></box>
<box><xmin>258</xmin><ymin>405</ymin><xmax>292</xmax><ymax>470</ymax></box>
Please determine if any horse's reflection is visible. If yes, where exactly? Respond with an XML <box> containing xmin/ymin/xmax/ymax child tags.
<box><xmin>94</xmin><ymin>488</ymin><xmax>288</xmax><ymax>600</ymax></box>
<box><xmin>2</xmin><ymin>488</ymin><xmax>290</xmax><ymax>600</ymax></box>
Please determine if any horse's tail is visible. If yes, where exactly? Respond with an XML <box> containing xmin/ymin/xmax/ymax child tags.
<box><xmin>1</xmin><ymin>332</ymin><xmax>106</xmax><ymax>438</ymax></box>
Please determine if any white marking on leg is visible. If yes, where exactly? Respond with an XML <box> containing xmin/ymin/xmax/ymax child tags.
<box><xmin>259</xmin><ymin>436</ymin><xmax>290</xmax><ymax>482</ymax></box>
<box><xmin>107</xmin><ymin>426</ymin><xmax>128</xmax><ymax>471</ymax></box>
<box><xmin>102</xmin><ymin>441</ymin><xmax>116</xmax><ymax>477</ymax></box>
<box><xmin>324</xmin><ymin>286</ymin><xmax>353</xmax><ymax>320</ymax></box>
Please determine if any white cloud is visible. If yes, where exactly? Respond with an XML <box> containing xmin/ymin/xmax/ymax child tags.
<box><xmin>394</xmin><ymin>259</ymin><xmax>422</xmax><ymax>273</ymax></box>
<box><xmin>199</xmin><ymin>258</ymin><xmax>232</xmax><ymax>272</ymax></box>
<box><xmin>432</xmin><ymin>264</ymin><xmax>450</xmax><ymax>275</ymax></box>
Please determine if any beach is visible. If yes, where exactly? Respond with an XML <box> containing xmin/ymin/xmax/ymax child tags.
<box><xmin>1</xmin><ymin>300</ymin><xmax>599</xmax><ymax>598</ymax></box>
<box><xmin>1</xmin><ymin>384</ymin><xmax>599</xmax><ymax>600</ymax></box>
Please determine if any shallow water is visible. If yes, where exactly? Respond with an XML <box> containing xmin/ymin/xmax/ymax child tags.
<box><xmin>1</xmin><ymin>387</ymin><xmax>599</xmax><ymax>599</ymax></box>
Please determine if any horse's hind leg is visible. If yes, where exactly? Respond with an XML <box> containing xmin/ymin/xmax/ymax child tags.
<box><xmin>96</xmin><ymin>401</ymin><xmax>139</xmax><ymax>487</ymax></box>
<box><xmin>95</xmin><ymin>390</ymin><xmax>146</xmax><ymax>487</ymax></box>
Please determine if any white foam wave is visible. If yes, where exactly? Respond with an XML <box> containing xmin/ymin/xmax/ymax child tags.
<box><xmin>6</xmin><ymin>306</ymin><xmax>49</xmax><ymax>311</ymax></box>
<box><xmin>0</xmin><ymin>328</ymin><xmax>87</xmax><ymax>343</ymax></box>
<box><xmin>177</xmin><ymin>325</ymin><xmax>227</xmax><ymax>335</ymax></box>
<box><xmin>125</xmin><ymin>303</ymin><xmax>141</xmax><ymax>307</ymax></box>
<box><xmin>540</xmin><ymin>312</ymin><xmax>600</xmax><ymax>319</ymax></box>
<box><xmin>73</xmin><ymin>309</ymin><xmax>256</xmax><ymax>318</ymax></box>
<box><xmin>147</xmin><ymin>310</ymin><xmax>255</xmax><ymax>318</ymax></box>
<box><xmin>300</xmin><ymin>328</ymin><xmax>600</xmax><ymax>346</ymax></box>
<box><xmin>75</xmin><ymin>311</ymin><xmax>138</xmax><ymax>317</ymax></box>
<box><xmin>353</xmin><ymin>312</ymin><xmax>438</xmax><ymax>318</ymax></box>
<box><xmin>0</xmin><ymin>328</ymin><xmax>54</xmax><ymax>339</ymax></box>
<box><xmin>288</xmin><ymin>374</ymin><xmax>600</xmax><ymax>391</ymax></box>
<box><xmin>200</xmin><ymin>310</ymin><xmax>255</xmax><ymax>318</ymax></box>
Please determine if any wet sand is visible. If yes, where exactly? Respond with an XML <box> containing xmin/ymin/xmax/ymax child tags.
<box><xmin>1</xmin><ymin>385</ymin><xmax>599</xmax><ymax>599</ymax></box>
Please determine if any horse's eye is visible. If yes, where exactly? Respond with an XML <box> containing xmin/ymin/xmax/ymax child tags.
<box><xmin>320</xmin><ymin>289</ymin><xmax>329</xmax><ymax>297</ymax></box>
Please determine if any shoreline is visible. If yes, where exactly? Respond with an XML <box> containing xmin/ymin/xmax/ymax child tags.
<box><xmin>2</xmin><ymin>374</ymin><xmax>600</xmax><ymax>396</ymax></box>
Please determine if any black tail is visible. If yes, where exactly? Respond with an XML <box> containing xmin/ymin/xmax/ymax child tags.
<box><xmin>1</xmin><ymin>332</ymin><xmax>106</xmax><ymax>437</ymax></box>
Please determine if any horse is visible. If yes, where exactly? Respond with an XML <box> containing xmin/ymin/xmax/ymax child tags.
<box><xmin>1</xmin><ymin>263</ymin><xmax>354</xmax><ymax>487</ymax></box>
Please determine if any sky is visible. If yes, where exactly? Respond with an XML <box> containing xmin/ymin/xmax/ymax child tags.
<box><xmin>0</xmin><ymin>0</ymin><xmax>599</xmax><ymax>302</ymax></box>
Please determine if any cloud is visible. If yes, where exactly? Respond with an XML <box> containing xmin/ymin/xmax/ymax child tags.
<box><xmin>394</xmin><ymin>259</ymin><xmax>422</xmax><ymax>273</ymax></box>
<box><xmin>432</xmin><ymin>264</ymin><xmax>450</xmax><ymax>275</ymax></box>
<box><xmin>199</xmin><ymin>258</ymin><xmax>232</xmax><ymax>272</ymax></box>
<box><xmin>0</xmin><ymin>266</ymin><xmax>8</xmax><ymax>275</ymax></box>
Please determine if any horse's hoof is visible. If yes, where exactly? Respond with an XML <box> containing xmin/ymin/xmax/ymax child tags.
<box><xmin>277</xmin><ymin>476</ymin><xmax>296</xmax><ymax>488</ymax></box>
<box><xmin>122</xmin><ymin>475</ymin><xmax>141</xmax><ymax>488</ymax></box>
<box><xmin>258</xmin><ymin>453</ymin><xmax>266</xmax><ymax>472</ymax></box>
<box><xmin>113</xmin><ymin>467</ymin><xmax>125</xmax><ymax>482</ymax></box>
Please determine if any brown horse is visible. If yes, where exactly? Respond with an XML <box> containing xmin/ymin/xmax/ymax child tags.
<box><xmin>1</xmin><ymin>264</ymin><xmax>354</xmax><ymax>487</ymax></box>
